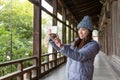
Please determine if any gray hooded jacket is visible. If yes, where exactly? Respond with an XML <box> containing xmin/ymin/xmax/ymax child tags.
<box><xmin>49</xmin><ymin>16</ymin><xmax>102</xmax><ymax>80</ymax></box>
<box><xmin>49</xmin><ymin>38</ymin><xmax>101</xmax><ymax>80</ymax></box>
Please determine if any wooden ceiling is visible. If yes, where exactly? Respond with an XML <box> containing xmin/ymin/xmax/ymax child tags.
<box><xmin>62</xmin><ymin>0</ymin><xmax>103</xmax><ymax>29</ymax></box>
<box><xmin>45</xmin><ymin>0</ymin><xmax>103</xmax><ymax>29</ymax></box>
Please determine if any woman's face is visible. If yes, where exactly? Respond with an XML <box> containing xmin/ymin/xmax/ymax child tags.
<box><xmin>78</xmin><ymin>28</ymin><xmax>90</xmax><ymax>39</ymax></box>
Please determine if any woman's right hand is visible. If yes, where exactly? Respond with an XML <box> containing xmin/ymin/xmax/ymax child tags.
<box><xmin>53</xmin><ymin>37</ymin><xmax>62</xmax><ymax>48</ymax></box>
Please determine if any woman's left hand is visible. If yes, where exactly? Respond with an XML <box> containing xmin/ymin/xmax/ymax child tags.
<box><xmin>53</xmin><ymin>37</ymin><xmax>63</xmax><ymax>49</ymax></box>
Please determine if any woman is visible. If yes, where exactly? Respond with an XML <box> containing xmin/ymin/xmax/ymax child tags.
<box><xmin>49</xmin><ymin>16</ymin><xmax>102</xmax><ymax>80</ymax></box>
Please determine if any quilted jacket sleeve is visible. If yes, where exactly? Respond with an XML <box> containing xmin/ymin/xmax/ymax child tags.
<box><xmin>59</xmin><ymin>41</ymin><xmax>101</xmax><ymax>61</ymax></box>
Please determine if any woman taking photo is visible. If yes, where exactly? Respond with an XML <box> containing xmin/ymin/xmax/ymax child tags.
<box><xmin>49</xmin><ymin>16</ymin><xmax>102</xmax><ymax>80</ymax></box>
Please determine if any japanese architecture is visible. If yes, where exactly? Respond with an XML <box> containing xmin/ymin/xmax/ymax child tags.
<box><xmin>0</xmin><ymin>0</ymin><xmax>120</xmax><ymax>80</ymax></box>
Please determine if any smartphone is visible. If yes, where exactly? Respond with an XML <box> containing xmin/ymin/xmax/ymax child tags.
<box><xmin>50</xmin><ymin>26</ymin><xmax>58</xmax><ymax>39</ymax></box>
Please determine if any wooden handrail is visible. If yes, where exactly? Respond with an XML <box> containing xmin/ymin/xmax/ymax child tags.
<box><xmin>0</xmin><ymin>57</ymin><xmax>37</xmax><ymax>80</ymax></box>
<box><xmin>0</xmin><ymin>65</ymin><xmax>37</xmax><ymax>80</ymax></box>
<box><xmin>0</xmin><ymin>57</ymin><xmax>37</xmax><ymax>66</ymax></box>
<box><xmin>0</xmin><ymin>53</ymin><xmax>66</xmax><ymax>80</ymax></box>
<box><xmin>0</xmin><ymin>71</ymin><xmax>21</xmax><ymax>80</ymax></box>
<box><xmin>41</xmin><ymin>52</ymin><xmax>59</xmax><ymax>57</ymax></box>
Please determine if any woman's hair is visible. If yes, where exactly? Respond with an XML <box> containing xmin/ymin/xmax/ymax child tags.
<box><xmin>74</xmin><ymin>30</ymin><xmax>92</xmax><ymax>48</ymax></box>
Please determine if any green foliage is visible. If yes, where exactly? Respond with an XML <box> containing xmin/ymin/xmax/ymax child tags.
<box><xmin>0</xmin><ymin>0</ymin><xmax>54</xmax><ymax>77</ymax></box>
<box><xmin>0</xmin><ymin>0</ymin><xmax>33</xmax><ymax>61</ymax></box>
<box><xmin>0</xmin><ymin>0</ymin><xmax>33</xmax><ymax>76</ymax></box>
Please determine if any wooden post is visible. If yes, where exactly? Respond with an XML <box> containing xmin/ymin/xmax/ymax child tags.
<box><xmin>17</xmin><ymin>63</ymin><xmax>23</xmax><ymax>80</ymax></box>
<box><xmin>68</xmin><ymin>18</ymin><xmax>71</xmax><ymax>43</ymax></box>
<box><xmin>72</xmin><ymin>25</ymin><xmax>74</xmax><ymax>41</ymax></box>
<box><xmin>33</xmin><ymin>0</ymin><xmax>41</xmax><ymax>78</ymax></box>
<box><xmin>111</xmin><ymin>1</ymin><xmax>117</xmax><ymax>55</ymax></box>
<box><xmin>71</xmin><ymin>18</ymin><xmax>74</xmax><ymax>41</ymax></box>
<box><xmin>52</xmin><ymin>0</ymin><xmax>58</xmax><ymax>67</ymax></box>
<box><xmin>108</xmin><ymin>18</ymin><xmax>113</xmax><ymax>55</ymax></box>
<box><xmin>62</xmin><ymin>7</ymin><xmax>67</xmax><ymax>62</ymax></box>
<box><xmin>62</xmin><ymin>7</ymin><xmax>66</xmax><ymax>44</ymax></box>
<box><xmin>75</xmin><ymin>22</ymin><xmax>78</xmax><ymax>37</ymax></box>
<box><xmin>52</xmin><ymin>0</ymin><xmax>57</xmax><ymax>26</ymax></box>
<box><xmin>111</xmin><ymin>3</ymin><xmax>116</xmax><ymax>55</ymax></box>
<box><xmin>117</xmin><ymin>0</ymin><xmax>120</xmax><ymax>56</ymax></box>
<box><xmin>73</xmin><ymin>20</ymin><xmax>77</xmax><ymax>40</ymax></box>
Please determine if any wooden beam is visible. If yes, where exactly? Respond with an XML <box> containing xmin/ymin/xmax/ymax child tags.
<box><xmin>28</xmin><ymin>0</ymin><xmax>39</xmax><ymax>6</ymax></box>
<box><xmin>71</xmin><ymin>2</ymin><xmax>100</xmax><ymax>13</ymax></box>
<box><xmin>78</xmin><ymin>5</ymin><xmax>99</xmax><ymax>13</ymax></box>
<box><xmin>77</xmin><ymin>7</ymin><xmax>101</xmax><ymax>18</ymax></box>
<box><xmin>70</xmin><ymin>1</ymin><xmax>99</xmax><ymax>10</ymax></box>
<box><xmin>58</xmin><ymin>0</ymin><xmax>78</xmax><ymax>23</ymax></box>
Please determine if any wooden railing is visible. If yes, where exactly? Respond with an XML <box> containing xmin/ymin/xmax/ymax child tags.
<box><xmin>41</xmin><ymin>52</ymin><xmax>66</xmax><ymax>77</ymax></box>
<box><xmin>0</xmin><ymin>57</ymin><xmax>38</xmax><ymax>80</ymax></box>
<box><xmin>0</xmin><ymin>52</ymin><xmax>66</xmax><ymax>80</ymax></box>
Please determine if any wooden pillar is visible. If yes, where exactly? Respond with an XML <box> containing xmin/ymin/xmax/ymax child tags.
<box><xmin>73</xmin><ymin>21</ymin><xmax>77</xmax><ymax>38</ymax></box>
<box><xmin>75</xmin><ymin>22</ymin><xmax>78</xmax><ymax>37</ymax></box>
<box><xmin>71</xmin><ymin>18</ymin><xmax>73</xmax><ymax>41</ymax></box>
<box><xmin>33</xmin><ymin>0</ymin><xmax>41</xmax><ymax>79</ymax></box>
<box><xmin>111</xmin><ymin>2</ymin><xmax>116</xmax><ymax>55</ymax></box>
<box><xmin>107</xmin><ymin>18</ymin><xmax>112</xmax><ymax>55</ymax></box>
<box><xmin>68</xmin><ymin>18</ymin><xmax>71</xmax><ymax>43</ymax></box>
<box><xmin>110</xmin><ymin>18</ymin><xmax>113</xmax><ymax>55</ymax></box>
<box><xmin>103</xmin><ymin>30</ymin><xmax>105</xmax><ymax>52</ymax></box>
<box><xmin>52</xmin><ymin>0</ymin><xmax>57</xmax><ymax>67</ymax></box>
<box><xmin>103</xmin><ymin>31</ymin><xmax>105</xmax><ymax>53</ymax></box>
<box><xmin>117</xmin><ymin>0</ymin><xmax>120</xmax><ymax>56</ymax></box>
<box><xmin>104</xmin><ymin>24</ymin><xmax>108</xmax><ymax>55</ymax></box>
<box><xmin>62</xmin><ymin>7</ymin><xmax>67</xmax><ymax>62</ymax></box>
<box><xmin>62</xmin><ymin>7</ymin><xmax>66</xmax><ymax>44</ymax></box>
<box><xmin>101</xmin><ymin>30</ymin><xmax>104</xmax><ymax>52</ymax></box>
<box><xmin>114</xmin><ymin>1</ymin><xmax>118</xmax><ymax>56</ymax></box>
<box><xmin>73</xmin><ymin>23</ymin><xmax>75</xmax><ymax>40</ymax></box>
<box><xmin>116</xmin><ymin>0</ymin><xmax>120</xmax><ymax>57</ymax></box>
<box><xmin>111</xmin><ymin>1</ymin><xmax>117</xmax><ymax>55</ymax></box>
<box><xmin>52</xmin><ymin>0</ymin><xmax>57</xmax><ymax>26</ymax></box>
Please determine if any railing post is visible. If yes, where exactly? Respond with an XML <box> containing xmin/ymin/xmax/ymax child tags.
<box><xmin>24</xmin><ymin>72</ymin><xmax>31</xmax><ymax>80</ymax></box>
<box><xmin>17</xmin><ymin>63</ymin><xmax>23</xmax><ymax>80</ymax></box>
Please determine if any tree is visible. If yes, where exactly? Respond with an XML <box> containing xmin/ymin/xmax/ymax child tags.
<box><xmin>0</xmin><ymin>0</ymin><xmax>33</xmax><ymax>76</ymax></box>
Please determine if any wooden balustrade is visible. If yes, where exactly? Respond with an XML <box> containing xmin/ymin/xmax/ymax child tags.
<box><xmin>41</xmin><ymin>52</ymin><xmax>65</xmax><ymax>77</ymax></box>
<box><xmin>0</xmin><ymin>57</ymin><xmax>37</xmax><ymax>80</ymax></box>
<box><xmin>0</xmin><ymin>52</ymin><xmax>66</xmax><ymax>80</ymax></box>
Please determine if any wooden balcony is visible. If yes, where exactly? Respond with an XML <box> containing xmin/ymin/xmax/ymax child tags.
<box><xmin>0</xmin><ymin>0</ymin><xmax>120</xmax><ymax>80</ymax></box>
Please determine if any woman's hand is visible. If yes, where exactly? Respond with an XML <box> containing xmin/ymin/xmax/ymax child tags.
<box><xmin>53</xmin><ymin>37</ymin><xmax>63</xmax><ymax>49</ymax></box>
<box><xmin>48</xmin><ymin>29</ymin><xmax>62</xmax><ymax>48</ymax></box>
